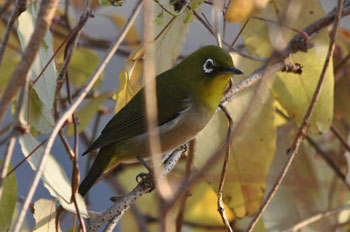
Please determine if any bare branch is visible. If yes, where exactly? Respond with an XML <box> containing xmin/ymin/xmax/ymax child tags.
<box><xmin>217</xmin><ymin>105</ymin><xmax>234</xmax><ymax>232</ymax></box>
<box><xmin>175</xmin><ymin>140</ymin><xmax>195</xmax><ymax>232</ymax></box>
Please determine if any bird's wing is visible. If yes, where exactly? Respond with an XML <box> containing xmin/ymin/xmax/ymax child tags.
<box><xmin>82</xmin><ymin>78</ymin><xmax>190</xmax><ymax>155</ymax></box>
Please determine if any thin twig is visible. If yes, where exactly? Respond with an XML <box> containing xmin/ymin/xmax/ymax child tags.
<box><xmin>0</xmin><ymin>0</ymin><xmax>25</xmax><ymax>66</ymax></box>
<box><xmin>230</xmin><ymin>19</ymin><xmax>250</xmax><ymax>49</ymax></box>
<box><xmin>331</xmin><ymin>124</ymin><xmax>350</xmax><ymax>153</ymax></box>
<box><xmin>245</xmin><ymin>0</ymin><xmax>344</xmax><ymax>231</ymax></box>
<box><xmin>175</xmin><ymin>140</ymin><xmax>195</xmax><ymax>232</ymax></box>
<box><xmin>12</xmin><ymin>1</ymin><xmax>142</xmax><ymax>231</ymax></box>
<box><xmin>217</xmin><ymin>105</ymin><xmax>234</xmax><ymax>232</ymax></box>
<box><xmin>281</xmin><ymin>204</ymin><xmax>350</xmax><ymax>232</ymax></box>
<box><xmin>0</xmin><ymin>0</ymin><xmax>59</xmax><ymax>128</ymax></box>
<box><xmin>276</xmin><ymin>109</ymin><xmax>348</xmax><ymax>188</ymax></box>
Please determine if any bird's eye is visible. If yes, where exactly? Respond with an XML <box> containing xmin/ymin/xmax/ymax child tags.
<box><xmin>203</xmin><ymin>58</ymin><xmax>214</xmax><ymax>74</ymax></box>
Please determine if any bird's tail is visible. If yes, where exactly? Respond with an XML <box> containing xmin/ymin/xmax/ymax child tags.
<box><xmin>79</xmin><ymin>150</ymin><xmax>117</xmax><ymax>196</ymax></box>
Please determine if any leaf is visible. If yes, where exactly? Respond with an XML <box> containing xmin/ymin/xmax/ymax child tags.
<box><xmin>184</xmin><ymin>182</ymin><xmax>234</xmax><ymax>232</ymax></box>
<box><xmin>33</xmin><ymin>199</ymin><xmax>62</xmax><ymax>232</ymax></box>
<box><xmin>225</xmin><ymin>0</ymin><xmax>269</xmax><ymax>23</ymax></box>
<box><xmin>0</xmin><ymin>57</ymin><xmax>19</xmax><ymax>98</ymax></box>
<box><xmin>114</xmin><ymin>56</ymin><xmax>143</xmax><ymax>113</ymax></box>
<box><xmin>242</xmin><ymin>0</ymin><xmax>334</xmax><ymax>134</ymax></box>
<box><xmin>194</xmin><ymin>54</ymin><xmax>276</xmax><ymax>218</ymax></box>
<box><xmin>0</xmin><ymin>21</ymin><xmax>20</xmax><ymax>60</ymax></box>
<box><xmin>152</xmin><ymin>2</ymin><xmax>195</xmax><ymax>75</ymax></box>
<box><xmin>22</xmin><ymin>88</ymin><xmax>55</xmax><ymax>134</ymax></box>
<box><xmin>0</xmin><ymin>160</ymin><xmax>17</xmax><ymax>232</ymax></box>
<box><xmin>19</xmin><ymin>134</ymin><xmax>88</xmax><ymax>217</ymax></box>
<box><xmin>66</xmin><ymin>92</ymin><xmax>112</xmax><ymax>136</ymax></box>
<box><xmin>17</xmin><ymin>2</ymin><xmax>57</xmax><ymax>110</ymax></box>
<box><xmin>60</xmin><ymin>48</ymin><xmax>103</xmax><ymax>89</ymax></box>
<box><xmin>262</xmin><ymin>123</ymin><xmax>347</xmax><ymax>231</ymax></box>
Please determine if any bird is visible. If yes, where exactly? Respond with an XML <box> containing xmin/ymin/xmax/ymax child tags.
<box><xmin>78</xmin><ymin>45</ymin><xmax>243</xmax><ymax>196</ymax></box>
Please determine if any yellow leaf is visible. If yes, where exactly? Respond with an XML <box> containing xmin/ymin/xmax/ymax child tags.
<box><xmin>185</xmin><ymin>182</ymin><xmax>234</xmax><ymax>232</ymax></box>
<box><xmin>114</xmin><ymin>52</ymin><xmax>143</xmax><ymax>113</ymax></box>
<box><xmin>243</xmin><ymin>0</ymin><xmax>333</xmax><ymax>134</ymax></box>
<box><xmin>225</xmin><ymin>0</ymin><xmax>269</xmax><ymax>23</ymax></box>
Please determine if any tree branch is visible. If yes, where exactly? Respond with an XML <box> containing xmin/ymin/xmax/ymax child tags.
<box><xmin>88</xmin><ymin>146</ymin><xmax>186</xmax><ymax>232</ymax></box>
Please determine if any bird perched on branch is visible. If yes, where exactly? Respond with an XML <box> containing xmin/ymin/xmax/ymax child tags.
<box><xmin>79</xmin><ymin>45</ymin><xmax>243</xmax><ymax>196</ymax></box>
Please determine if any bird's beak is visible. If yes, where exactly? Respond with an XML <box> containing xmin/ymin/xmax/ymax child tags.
<box><xmin>221</xmin><ymin>67</ymin><xmax>244</xmax><ymax>75</ymax></box>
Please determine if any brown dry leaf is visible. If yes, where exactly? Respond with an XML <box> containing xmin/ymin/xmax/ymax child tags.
<box><xmin>225</xmin><ymin>0</ymin><xmax>269</xmax><ymax>23</ymax></box>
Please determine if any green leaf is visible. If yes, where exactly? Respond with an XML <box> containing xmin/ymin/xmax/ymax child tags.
<box><xmin>33</xmin><ymin>199</ymin><xmax>62</xmax><ymax>232</ymax></box>
<box><xmin>17</xmin><ymin>2</ymin><xmax>57</xmax><ymax>110</ymax></box>
<box><xmin>0</xmin><ymin>57</ymin><xmax>20</xmax><ymax>98</ymax></box>
<box><xmin>64</xmin><ymin>48</ymin><xmax>103</xmax><ymax>89</ymax></box>
<box><xmin>66</xmin><ymin>92</ymin><xmax>112</xmax><ymax>136</ymax></box>
<box><xmin>0</xmin><ymin>160</ymin><xmax>17</xmax><ymax>232</ymax></box>
<box><xmin>19</xmin><ymin>134</ymin><xmax>88</xmax><ymax>217</ymax></box>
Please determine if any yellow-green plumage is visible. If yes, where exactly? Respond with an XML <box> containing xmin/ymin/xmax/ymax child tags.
<box><xmin>78</xmin><ymin>45</ymin><xmax>243</xmax><ymax>196</ymax></box>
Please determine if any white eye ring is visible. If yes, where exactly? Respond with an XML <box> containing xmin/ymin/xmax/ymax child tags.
<box><xmin>203</xmin><ymin>58</ymin><xmax>214</xmax><ymax>74</ymax></box>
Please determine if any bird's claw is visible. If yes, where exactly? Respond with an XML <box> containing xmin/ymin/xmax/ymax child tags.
<box><xmin>136</xmin><ymin>172</ymin><xmax>154</xmax><ymax>192</ymax></box>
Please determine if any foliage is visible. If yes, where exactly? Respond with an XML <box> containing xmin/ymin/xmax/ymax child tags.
<box><xmin>0</xmin><ymin>0</ymin><xmax>349</xmax><ymax>231</ymax></box>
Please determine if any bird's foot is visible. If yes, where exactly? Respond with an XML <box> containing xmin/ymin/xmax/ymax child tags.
<box><xmin>136</xmin><ymin>172</ymin><xmax>154</xmax><ymax>192</ymax></box>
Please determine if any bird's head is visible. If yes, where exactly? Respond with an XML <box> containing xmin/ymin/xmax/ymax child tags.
<box><xmin>177</xmin><ymin>45</ymin><xmax>243</xmax><ymax>109</ymax></box>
